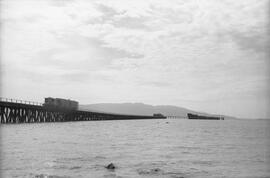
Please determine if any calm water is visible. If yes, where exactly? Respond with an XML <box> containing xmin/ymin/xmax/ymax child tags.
<box><xmin>1</xmin><ymin>119</ymin><xmax>270</xmax><ymax>178</ymax></box>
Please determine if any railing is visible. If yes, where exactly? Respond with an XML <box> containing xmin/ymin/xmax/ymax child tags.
<box><xmin>0</xmin><ymin>97</ymin><xmax>43</xmax><ymax>106</ymax></box>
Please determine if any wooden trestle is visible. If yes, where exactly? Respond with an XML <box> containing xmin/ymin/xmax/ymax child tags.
<box><xmin>0</xmin><ymin>101</ymin><xmax>166</xmax><ymax>124</ymax></box>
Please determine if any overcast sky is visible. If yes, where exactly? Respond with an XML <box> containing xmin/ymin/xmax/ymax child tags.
<box><xmin>1</xmin><ymin>0</ymin><xmax>269</xmax><ymax>118</ymax></box>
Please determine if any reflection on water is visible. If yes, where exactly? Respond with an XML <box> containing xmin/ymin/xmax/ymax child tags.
<box><xmin>1</xmin><ymin>119</ymin><xmax>270</xmax><ymax>178</ymax></box>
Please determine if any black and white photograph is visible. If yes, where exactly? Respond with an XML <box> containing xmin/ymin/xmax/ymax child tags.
<box><xmin>0</xmin><ymin>0</ymin><xmax>269</xmax><ymax>177</ymax></box>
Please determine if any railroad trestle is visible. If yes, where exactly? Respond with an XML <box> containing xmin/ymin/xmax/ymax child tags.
<box><xmin>0</xmin><ymin>101</ymin><xmax>166</xmax><ymax>124</ymax></box>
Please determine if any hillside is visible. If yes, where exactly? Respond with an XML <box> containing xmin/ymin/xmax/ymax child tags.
<box><xmin>79</xmin><ymin>103</ymin><xmax>235</xmax><ymax>119</ymax></box>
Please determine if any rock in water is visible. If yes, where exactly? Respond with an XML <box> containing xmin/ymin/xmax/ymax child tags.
<box><xmin>106</xmin><ymin>163</ymin><xmax>116</xmax><ymax>170</ymax></box>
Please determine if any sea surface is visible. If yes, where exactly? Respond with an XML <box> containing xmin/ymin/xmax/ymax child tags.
<box><xmin>0</xmin><ymin>119</ymin><xmax>270</xmax><ymax>178</ymax></box>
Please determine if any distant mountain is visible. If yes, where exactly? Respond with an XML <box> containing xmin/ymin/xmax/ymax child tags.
<box><xmin>79</xmin><ymin>103</ymin><xmax>236</xmax><ymax>119</ymax></box>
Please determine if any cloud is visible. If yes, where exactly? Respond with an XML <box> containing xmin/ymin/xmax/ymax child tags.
<box><xmin>95</xmin><ymin>4</ymin><xmax>120</xmax><ymax>18</ymax></box>
<box><xmin>49</xmin><ymin>0</ymin><xmax>74</xmax><ymax>7</ymax></box>
<box><xmin>35</xmin><ymin>35</ymin><xmax>144</xmax><ymax>70</ymax></box>
<box><xmin>1</xmin><ymin>0</ymin><xmax>269</xmax><ymax>118</ymax></box>
<box><xmin>230</xmin><ymin>29</ymin><xmax>270</xmax><ymax>54</ymax></box>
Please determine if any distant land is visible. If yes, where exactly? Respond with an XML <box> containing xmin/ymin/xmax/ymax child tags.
<box><xmin>79</xmin><ymin>103</ymin><xmax>237</xmax><ymax>120</ymax></box>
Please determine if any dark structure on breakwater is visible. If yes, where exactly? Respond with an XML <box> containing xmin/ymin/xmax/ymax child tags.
<box><xmin>187</xmin><ymin>113</ymin><xmax>224</xmax><ymax>120</ymax></box>
<box><xmin>0</xmin><ymin>97</ymin><xmax>166</xmax><ymax>124</ymax></box>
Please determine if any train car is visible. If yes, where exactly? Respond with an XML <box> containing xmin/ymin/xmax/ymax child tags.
<box><xmin>187</xmin><ymin>113</ymin><xmax>223</xmax><ymax>120</ymax></box>
<box><xmin>43</xmin><ymin>97</ymin><xmax>78</xmax><ymax>110</ymax></box>
<box><xmin>153</xmin><ymin>113</ymin><xmax>166</xmax><ymax>118</ymax></box>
